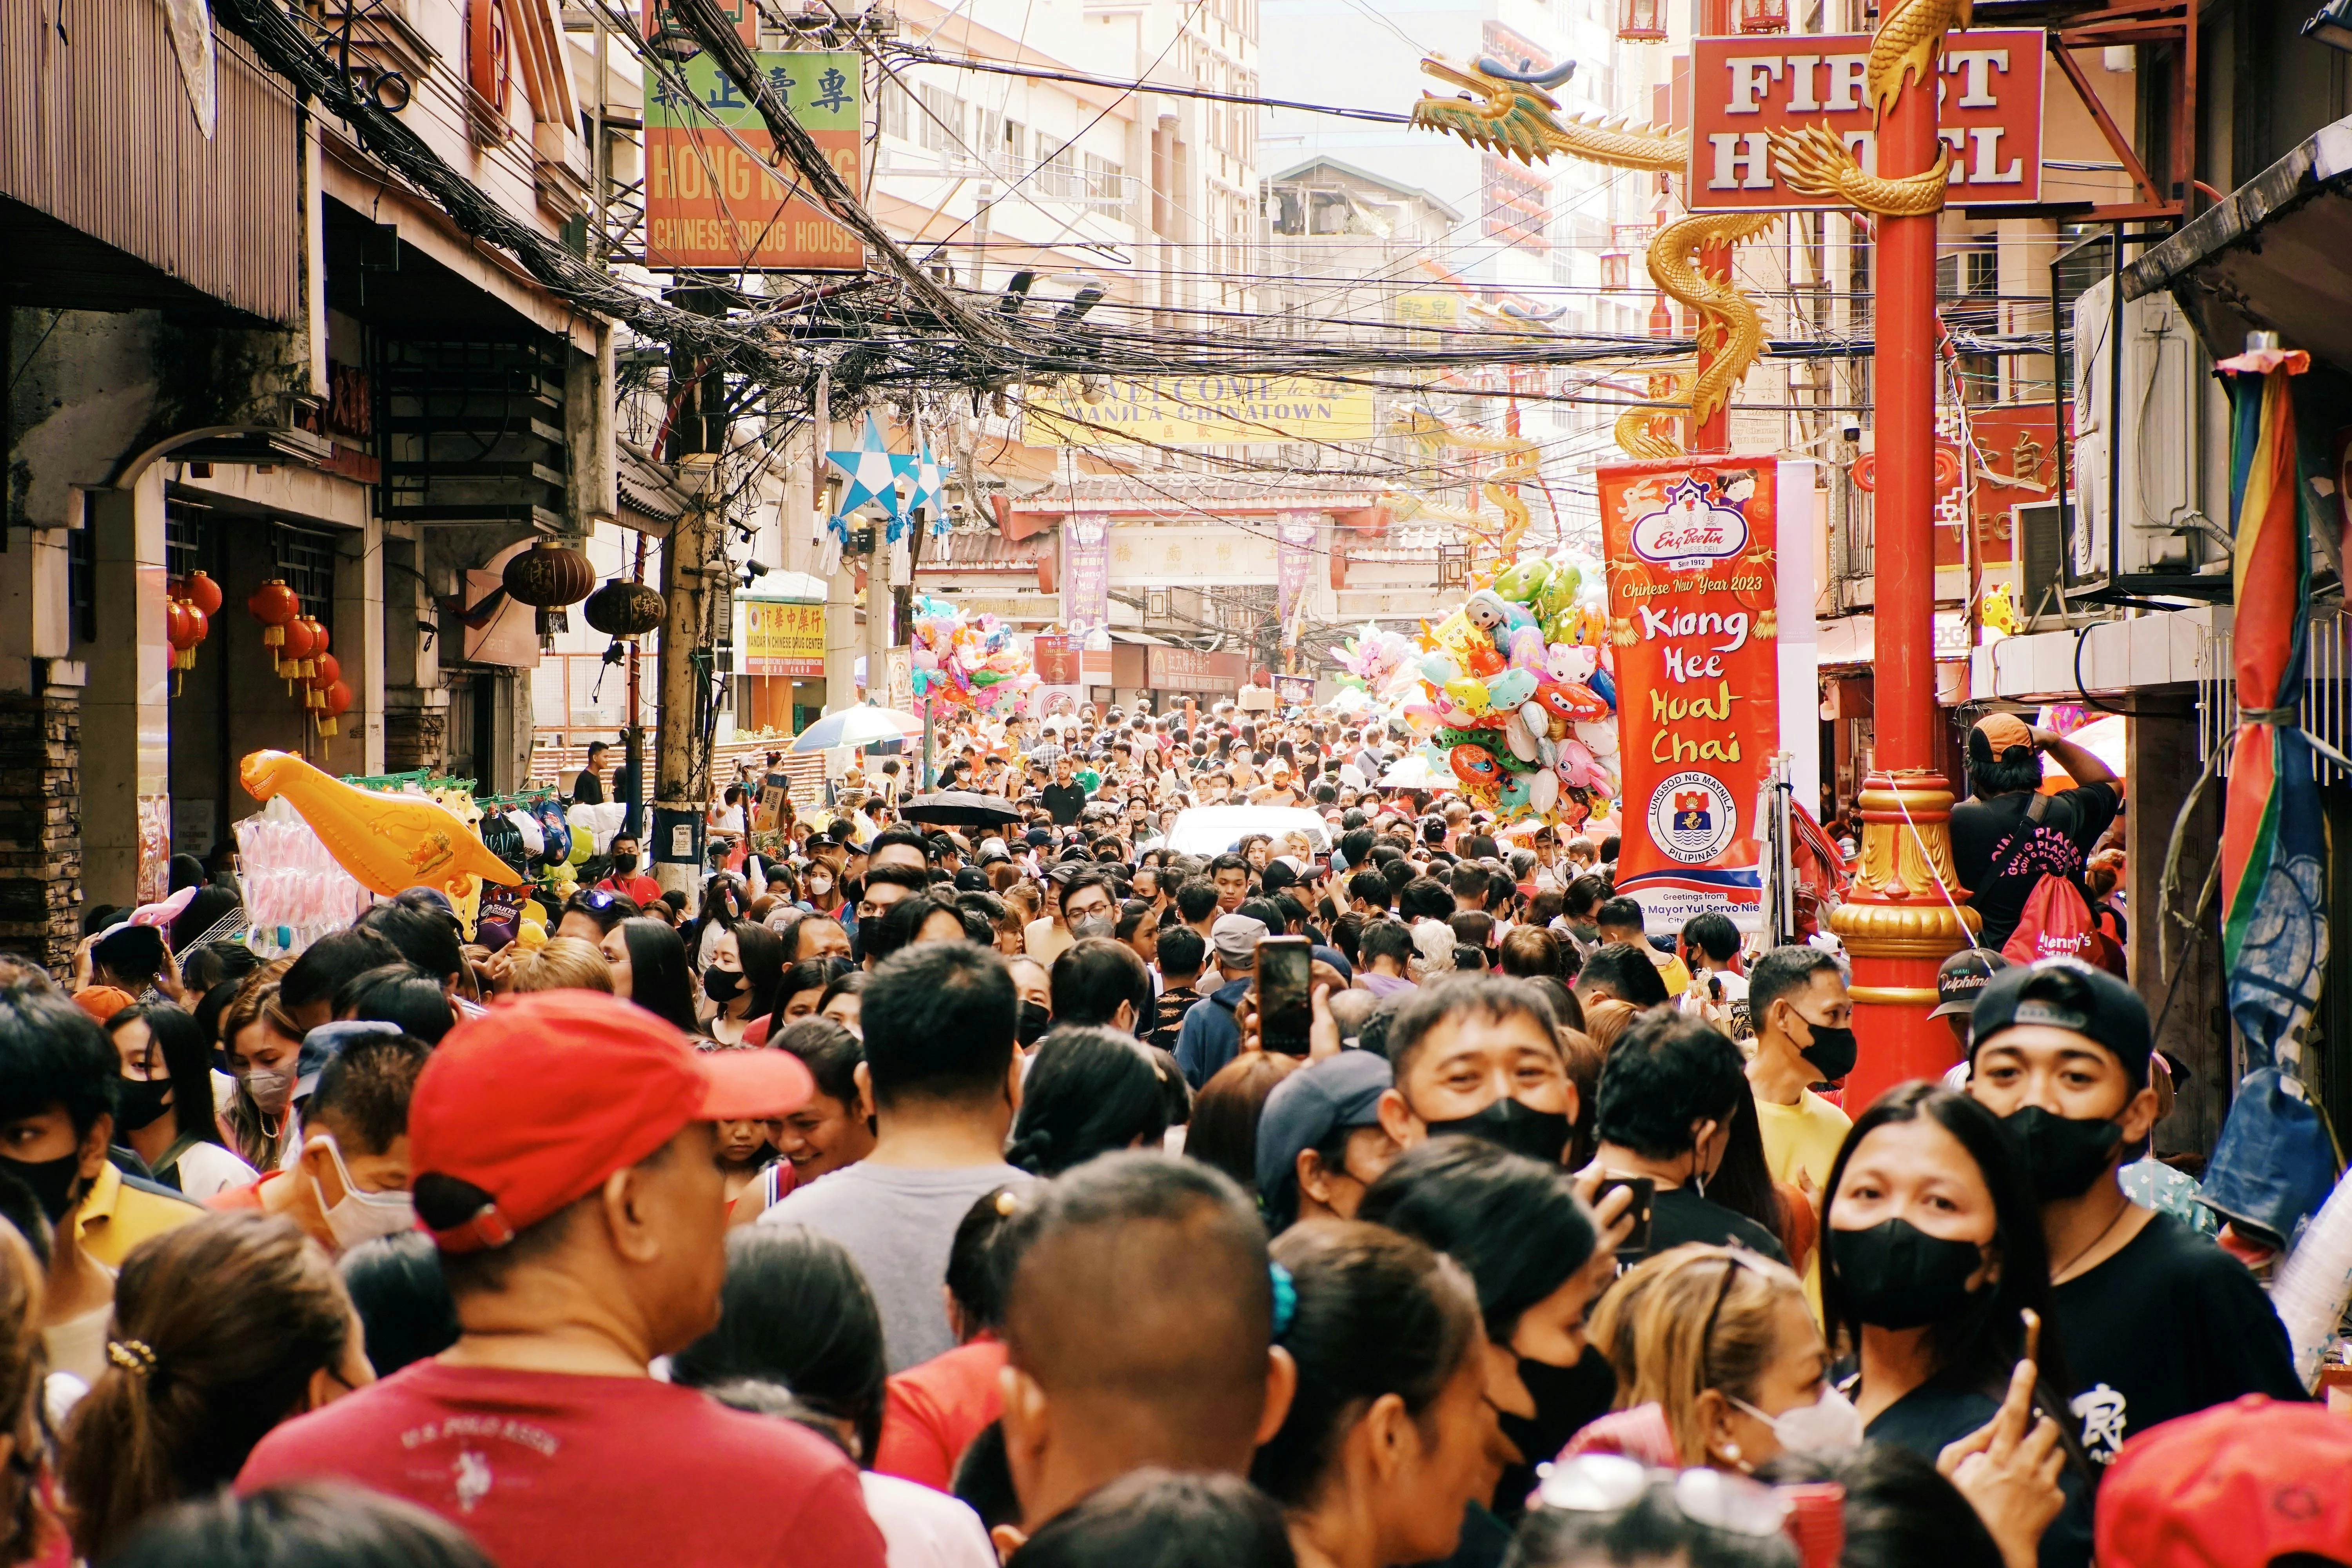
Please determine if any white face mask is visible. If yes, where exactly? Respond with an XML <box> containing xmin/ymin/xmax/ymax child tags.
<box><xmin>309</xmin><ymin>1136</ymin><xmax>417</xmax><ymax>1252</ymax></box>
<box><xmin>1733</xmin><ymin>1385</ymin><xmax>1865</xmax><ymax>1457</ymax></box>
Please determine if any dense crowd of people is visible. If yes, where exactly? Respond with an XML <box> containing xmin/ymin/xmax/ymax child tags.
<box><xmin>0</xmin><ymin>698</ymin><xmax>2325</xmax><ymax>1567</ymax></box>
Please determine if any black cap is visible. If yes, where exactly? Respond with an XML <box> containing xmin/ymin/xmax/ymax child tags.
<box><xmin>1929</xmin><ymin>947</ymin><xmax>2011</xmax><ymax>1019</ymax></box>
<box><xmin>1969</xmin><ymin>956</ymin><xmax>2151</xmax><ymax>1085</ymax></box>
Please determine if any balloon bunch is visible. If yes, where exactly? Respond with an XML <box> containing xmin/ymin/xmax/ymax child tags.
<box><xmin>1330</xmin><ymin>623</ymin><xmax>1418</xmax><ymax>700</ymax></box>
<box><xmin>908</xmin><ymin>595</ymin><xmax>1039</xmax><ymax>718</ymax></box>
<box><xmin>1398</xmin><ymin>554</ymin><xmax>1622</xmax><ymax>824</ymax></box>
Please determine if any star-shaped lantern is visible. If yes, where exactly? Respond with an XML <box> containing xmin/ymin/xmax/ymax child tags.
<box><xmin>909</xmin><ymin>437</ymin><xmax>949</xmax><ymax>534</ymax></box>
<box><xmin>826</xmin><ymin>414</ymin><xmax>914</xmax><ymax>523</ymax></box>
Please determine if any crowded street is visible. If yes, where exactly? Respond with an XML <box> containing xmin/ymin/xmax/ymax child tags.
<box><xmin>5</xmin><ymin>0</ymin><xmax>2352</xmax><ymax>1563</ymax></box>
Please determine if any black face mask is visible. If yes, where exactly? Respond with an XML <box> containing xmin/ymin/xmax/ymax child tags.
<box><xmin>702</xmin><ymin>966</ymin><xmax>744</xmax><ymax>1004</ymax></box>
<box><xmin>611</xmin><ymin>853</ymin><xmax>638</xmax><ymax>874</ymax></box>
<box><xmin>1795</xmin><ymin>1015</ymin><xmax>1859</xmax><ymax>1083</ymax></box>
<box><xmin>2004</xmin><ymin>1105</ymin><xmax>2123</xmax><ymax>1200</ymax></box>
<box><xmin>1017</xmin><ymin>1000</ymin><xmax>1052</xmax><ymax>1047</ymax></box>
<box><xmin>0</xmin><ymin>1151</ymin><xmax>87</xmax><ymax>1225</ymax></box>
<box><xmin>1424</xmin><ymin>1097</ymin><xmax>1571</xmax><ymax>1165</ymax></box>
<box><xmin>1827</xmin><ymin>1218</ymin><xmax>1986</xmax><ymax>1329</ymax></box>
<box><xmin>1496</xmin><ymin>1345</ymin><xmax>1618</xmax><ymax>1484</ymax></box>
<box><xmin>115</xmin><ymin>1077</ymin><xmax>175</xmax><ymax>1134</ymax></box>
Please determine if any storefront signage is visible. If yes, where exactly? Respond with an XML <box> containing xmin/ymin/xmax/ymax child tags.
<box><xmin>1145</xmin><ymin>645</ymin><xmax>1247</xmax><ymax>694</ymax></box>
<box><xmin>1599</xmin><ymin>458</ymin><xmax>1782</xmax><ymax>930</ymax></box>
<box><xmin>641</xmin><ymin>36</ymin><xmax>864</xmax><ymax>271</ymax></box>
<box><xmin>740</xmin><ymin>599</ymin><xmax>824</xmax><ymax>677</ymax></box>
<box><xmin>1020</xmin><ymin>377</ymin><xmax>1378</xmax><ymax>446</ymax></box>
<box><xmin>1688</xmin><ymin>30</ymin><xmax>2044</xmax><ymax>211</ymax></box>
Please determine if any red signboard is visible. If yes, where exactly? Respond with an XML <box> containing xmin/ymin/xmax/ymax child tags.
<box><xmin>1598</xmin><ymin>457</ymin><xmax>1782</xmax><ymax>930</ymax></box>
<box><xmin>1688</xmin><ymin>30</ymin><xmax>2044</xmax><ymax>211</ymax></box>
<box><xmin>1146</xmin><ymin>646</ymin><xmax>1247</xmax><ymax>694</ymax></box>
<box><xmin>1033</xmin><ymin>634</ymin><xmax>1079</xmax><ymax>687</ymax></box>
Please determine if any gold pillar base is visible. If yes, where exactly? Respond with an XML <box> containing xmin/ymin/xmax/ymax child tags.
<box><xmin>1828</xmin><ymin>768</ymin><xmax>1980</xmax><ymax>958</ymax></box>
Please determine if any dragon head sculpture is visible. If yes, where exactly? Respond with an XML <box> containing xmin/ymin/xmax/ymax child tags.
<box><xmin>1410</xmin><ymin>55</ymin><xmax>1686</xmax><ymax>173</ymax></box>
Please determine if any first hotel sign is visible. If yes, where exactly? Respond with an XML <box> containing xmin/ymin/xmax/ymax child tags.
<box><xmin>1688</xmin><ymin>31</ymin><xmax>2045</xmax><ymax>211</ymax></box>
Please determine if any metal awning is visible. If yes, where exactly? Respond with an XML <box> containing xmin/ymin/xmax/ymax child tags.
<box><xmin>2125</xmin><ymin>115</ymin><xmax>2352</xmax><ymax>363</ymax></box>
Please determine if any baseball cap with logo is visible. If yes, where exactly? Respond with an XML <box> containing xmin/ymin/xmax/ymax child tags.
<box><xmin>2096</xmin><ymin>1395</ymin><xmax>2352</xmax><ymax>1568</ymax></box>
<box><xmin>1928</xmin><ymin>947</ymin><xmax>2011</xmax><ymax>1020</ymax></box>
<box><xmin>1968</xmin><ymin>955</ymin><xmax>2151</xmax><ymax>1086</ymax></box>
<box><xmin>410</xmin><ymin>991</ymin><xmax>813</xmax><ymax>1252</ymax></box>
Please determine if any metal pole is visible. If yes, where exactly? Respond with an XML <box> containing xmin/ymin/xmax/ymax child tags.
<box><xmin>653</xmin><ymin>288</ymin><xmax>725</xmax><ymax>909</ymax></box>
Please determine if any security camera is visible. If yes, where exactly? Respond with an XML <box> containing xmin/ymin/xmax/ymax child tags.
<box><xmin>1838</xmin><ymin>417</ymin><xmax>1862</xmax><ymax>444</ymax></box>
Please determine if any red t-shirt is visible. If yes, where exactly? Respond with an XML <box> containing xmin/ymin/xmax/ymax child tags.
<box><xmin>238</xmin><ymin>1361</ymin><xmax>886</xmax><ymax>1568</ymax></box>
<box><xmin>871</xmin><ymin>1338</ymin><xmax>1007</xmax><ymax>1493</ymax></box>
<box><xmin>597</xmin><ymin>873</ymin><xmax>663</xmax><ymax>908</ymax></box>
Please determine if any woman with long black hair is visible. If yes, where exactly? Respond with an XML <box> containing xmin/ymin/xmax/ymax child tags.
<box><xmin>105</xmin><ymin>1004</ymin><xmax>255</xmax><ymax>1198</ymax></box>
<box><xmin>701</xmin><ymin>922</ymin><xmax>784</xmax><ymax>1045</ymax></box>
<box><xmin>1821</xmin><ymin>1082</ymin><xmax>2089</xmax><ymax>1568</ymax></box>
<box><xmin>598</xmin><ymin>916</ymin><xmax>699</xmax><ymax>1036</ymax></box>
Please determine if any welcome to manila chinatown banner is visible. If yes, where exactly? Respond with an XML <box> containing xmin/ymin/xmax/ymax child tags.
<box><xmin>1598</xmin><ymin>458</ymin><xmax>1781</xmax><ymax>931</ymax></box>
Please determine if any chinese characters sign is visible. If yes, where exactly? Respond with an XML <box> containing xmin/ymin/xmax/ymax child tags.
<box><xmin>1688</xmin><ymin>31</ymin><xmax>2044</xmax><ymax>211</ymax></box>
<box><xmin>1599</xmin><ymin>459</ymin><xmax>1782</xmax><ymax>930</ymax></box>
<box><xmin>642</xmin><ymin>39</ymin><xmax>864</xmax><ymax>271</ymax></box>
<box><xmin>1021</xmin><ymin>377</ymin><xmax>1377</xmax><ymax>446</ymax></box>
<box><xmin>1062</xmin><ymin>515</ymin><xmax>1111</xmax><ymax>640</ymax></box>
<box><xmin>740</xmin><ymin>599</ymin><xmax>824</xmax><ymax>677</ymax></box>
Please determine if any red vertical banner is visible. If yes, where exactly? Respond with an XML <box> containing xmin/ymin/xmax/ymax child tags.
<box><xmin>1598</xmin><ymin>458</ymin><xmax>1781</xmax><ymax>931</ymax></box>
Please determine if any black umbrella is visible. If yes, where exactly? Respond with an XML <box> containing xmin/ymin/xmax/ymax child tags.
<box><xmin>897</xmin><ymin>791</ymin><xmax>1024</xmax><ymax>828</ymax></box>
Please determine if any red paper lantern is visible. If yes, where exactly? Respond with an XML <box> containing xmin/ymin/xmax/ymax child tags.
<box><xmin>301</xmin><ymin>616</ymin><xmax>331</xmax><ymax>679</ymax></box>
<box><xmin>1736</xmin><ymin>0</ymin><xmax>1787</xmax><ymax>31</ymax></box>
<box><xmin>179</xmin><ymin>570</ymin><xmax>223</xmax><ymax>619</ymax></box>
<box><xmin>1617</xmin><ymin>0</ymin><xmax>1665</xmax><ymax>40</ymax></box>
<box><xmin>247</xmin><ymin>579</ymin><xmax>299</xmax><ymax>648</ymax></box>
<box><xmin>276</xmin><ymin>616</ymin><xmax>318</xmax><ymax>683</ymax></box>
<box><xmin>306</xmin><ymin>652</ymin><xmax>342</xmax><ymax>710</ymax></box>
<box><xmin>316</xmin><ymin>678</ymin><xmax>353</xmax><ymax>739</ymax></box>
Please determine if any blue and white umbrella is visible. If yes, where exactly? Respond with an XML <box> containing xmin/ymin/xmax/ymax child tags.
<box><xmin>789</xmin><ymin>705</ymin><xmax>924</xmax><ymax>753</ymax></box>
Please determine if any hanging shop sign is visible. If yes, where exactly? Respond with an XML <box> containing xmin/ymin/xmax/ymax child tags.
<box><xmin>1144</xmin><ymin>645</ymin><xmax>1247</xmax><ymax>695</ymax></box>
<box><xmin>1599</xmin><ymin>457</ymin><xmax>1781</xmax><ymax>931</ymax></box>
<box><xmin>1688</xmin><ymin>30</ymin><xmax>2045</xmax><ymax>211</ymax></box>
<box><xmin>1062</xmin><ymin>515</ymin><xmax>1112</xmax><ymax>639</ymax></box>
<box><xmin>641</xmin><ymin>39</ymin><xmax>864</xmax><ymax>271</ymax></box>
<box><xmin>1020</xmin><ymin>377</ymin><xmax>1378</xmax><ymax>446</ymax></box>
<box><xmin>740</xmin><ymin>599</ymin><xmax>826</xmax><ymax>677</ymax></box>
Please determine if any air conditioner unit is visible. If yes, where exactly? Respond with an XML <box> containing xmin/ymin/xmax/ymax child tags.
<box><xmin>2070</xmin><ymin>275</ymin><xmax>2232</xmax><ymax>597</ymax></box>
<box><xmin>2010</xmin><ymin>500</ymin><xmax>2112</xmax><ymax>631</ymax></box>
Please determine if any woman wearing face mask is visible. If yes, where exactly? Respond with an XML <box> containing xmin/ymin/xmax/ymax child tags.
<box><xmin>701</xmin><ymin>923</ymin><xmax>783</xmax><ymax>1045</ymax></box>
<box><xmin>1822</xmin><ymin>1083</ymin><xmax>2089</xmax><ymax>1568</ymax></box>
<box><xmin>1356</xmin><ymin>1138</ymin><xmax>1629</xmax><ymax>1539</ymax></box>
<box><xmin>1253</xmin><ymin>1220</ymin><xmax>1493</xmax><ymax>1568</ymax></box>
<box><xmin>58</xmin><ymin>1212</ymin><xmax>375</xmax><ymax>1561</ymax></box>
<box><xmin>598</xmin><ymin>917</ymin><xmax>699</xmax><ymax>1036</ymax></box>
<box><xmin>105</xmin><ymin>1005</ymin><xmax>256</xmax><ymax>1200</ymax></box>
<box><xmin>801</xmin><ymin>860</ymin><xmax>846</xmax><ymax>919</ymax></box>
<box><xmin>1587</xmin><ymin>1245</ymin><xmax>1847</xmax><ymax>1474</ymax></box>
<box><xmin>218</xmin><ymin>973</ymin><xmax>303</xmax><ymax>1171</ymax></box>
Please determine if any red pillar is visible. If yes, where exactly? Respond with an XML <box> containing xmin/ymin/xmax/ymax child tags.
<box><xmin>1829</xmin><ymin>45</ymin><xmax>1974</xmax><ymax>1108</ymax></box>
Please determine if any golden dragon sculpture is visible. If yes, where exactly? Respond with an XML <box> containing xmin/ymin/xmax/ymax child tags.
<box><xmin>1410</xmin><ymin>56</ymin><xmax>1684</xmax><ymax>172</ymax></box>
<box><xmin>1613</xmin><ymin>365</ymin><xmax>1691</xmax><ymax>460</ymax></box>
<box><xmin>1870</xmin><ymin>0</ymin><xmax>1972</xmax><ymax>123</ymax></box>
<box><xmin>1383</xmin><ymin>407</ymin><xmax>1541</xmax><ymax>564</ymax></box>
<box><xmin>1645</xmin><ymin>213</ymin><xmax>1778</xmax><ymax>435</ymax></box>
<box><xmin>1763</xmin><ymin>0</ymin><xmax>1970</xmax><ymax>217</ymax></box>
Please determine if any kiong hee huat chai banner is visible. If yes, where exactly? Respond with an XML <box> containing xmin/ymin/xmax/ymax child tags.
<box><xmin>1597</xmin><ymin>458</ymin><xmax>1781</xmax><ymax>931</ymax></box>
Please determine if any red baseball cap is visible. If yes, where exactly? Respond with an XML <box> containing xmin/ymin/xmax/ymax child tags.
<box><xmin>410</xmin><ymin>990</ymin><xmax>813</xmax><ymax>1253</ymax></box>
<box><xmin>2097</xmin><ymin>1395</ymin><xmax>2352</xmax><ymax>1568</ymax></box>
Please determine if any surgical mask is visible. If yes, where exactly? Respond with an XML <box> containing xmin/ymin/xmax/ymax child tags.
<box><xmin>1826</xmin><ymin>1218</ymin><xmax>1985</xmax><ymax>1330</ymax></box>
<box><xmin>1498</xmin><ymin>1347</ymin><xmax>1617</xmax><ymax>1471</ymax></box>
<box><xmin>806</xmin><ymin>876</ymin><xmax>833</xmax><ymax>898</ymax></box>
<box><xmin>241</xmin><ymin>1065</ymin><xmax>294</xmax><ymax>1118</ymax></box>
<box><xmin>611</xmin><ymin>852</ymin><xmax>639</xmax><ymax>874</ymax></box>
<box><xmin>703</xmin><ymin>966</ymin><xmax>744</xmax><ymax>1004</ymax></box>
<box><xmin>1018</xmin><ymin>1001</ymin><xmax>1052</xmax><ymax>1046</ymax></box>
<box><xmin>1424</xmin><ymin>1096</ymin><xmax>1571</xmax><ymax>1165</ymax></box>
<box><xmin>0</xmin><ymin>1150</ymin><xmax>86</xmax><ymax>1225</ymax></box>
<box><xmin>1070</xmin><ymin>915</ymin><xmax>1115</xmax><ymax>941</ymax></box>
<box><xmin>115</xmin><ymin>1076</ymin><xmax>175</xmax><ymax>1133</ymax></box>
<box><xmin>1731</xmin><ymin>1385</ymin><xmax>1865</xmax><ymax>1458</ymax></box>
<box><xmin>1795</xmin><ymin>1016</ymin><xmax>1858</xmax><ymax>1083</ymax></box>
<box><xmin>308</xmin><ymin>1137</ymin><xmax>417</xmax><ymax>1251</ymax></box>
<box><xmin>2004</xmin><ymin>1105</ymin><xmax>2123</xmax><ymax>1200</ymax></box>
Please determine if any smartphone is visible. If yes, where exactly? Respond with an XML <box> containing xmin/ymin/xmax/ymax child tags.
<box><xmin>1255</xmin><ymin>935</ymin><xmax>1314</xmax><ymax>1056</ymax></box>
<box><xmin>1593</xmin><ymin>1175</ymin><xmax>1655</xmax><ymax>1264</ymax></box>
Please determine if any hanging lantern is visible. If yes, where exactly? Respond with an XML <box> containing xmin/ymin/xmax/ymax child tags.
<box><xmin>1617</xmin><ymin>0</ymin><xmax>1666</xmax><ymax>40</ymax></box>
<box><xmin>316</xmin><ymin>679</ymin><xmax>353</xmax><ymax>739</ymax></box>
<box><xmin>1735</xmin><ymin>0</ymin><xmax>1787</xmax><ymax>31</ymax></box>
<box><xmin>503</xmin><ymin>539</ymin><xmax>597</xmax><ymax>651</ymax></box>
<box><xmin>301</xmin><ymin>617</ymin><xmax>331</xmax><ymax>680</ymax></box>
<box><xmin>1600</xmin><ymin>251</ymin><xmax>1631</xmax><ymax>290</ymax></box>
<box><xmin>583</xmin><ymin>577</ymin><xmax>664</xmax><ymax>638</ymax></box>
<box><xmin>276</xmin><ymin>615</ymin><xmax>318</xmax><ymax>686</ymax></box>
<box><xmin>307</xmin><ymin>652</ymin><xmax>343</xmax><ymax>711</ymax></box>
<box><xmin>247</xmin><ymin>579</ymin><xmax>299</xmax><ymax>649</ymax></box>
<box><xmin>166</xmin><ymin>599</ymin><xmax>202</xmax><ymax>694</ymax></box>
<box><xmin>179</xmin><ymin>569</ymin><xmax>223</xmax><ymax>619</ymax></box>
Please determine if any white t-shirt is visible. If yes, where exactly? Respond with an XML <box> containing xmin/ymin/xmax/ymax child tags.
<box><xmin>859</xmin><ymin>1471</ymin><xmax>997</xmax><ymax>1568</ymax></box>
<box><xmin>168</xmin><ymin>1139</ymin><xmax>260</xmax><ymax>1201</ymax></box>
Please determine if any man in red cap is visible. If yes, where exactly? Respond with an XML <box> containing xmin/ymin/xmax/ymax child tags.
<box><xmin>2096</xmin><ymin>1395</ymin><xmax>2352</xmax><ymax>1567</ymax></box>
<box><xmin>238</xmin><ymin>991</ymin><xmax>884</xmax><ymax>1568</ymax></box>
<box><xmin>1949</xmin><ymin>713</ymin><xmax>2120</xmax><ymax>951</ymax></box>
